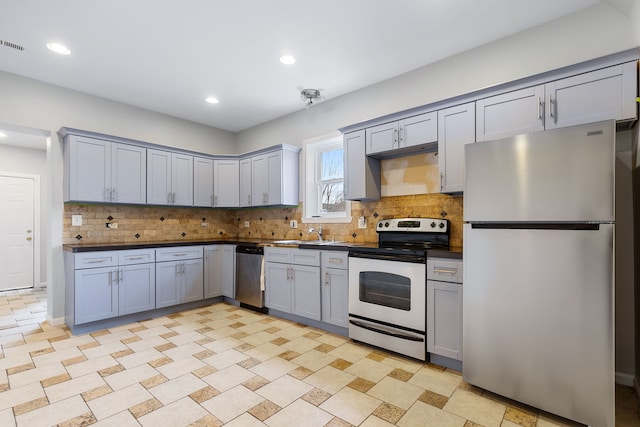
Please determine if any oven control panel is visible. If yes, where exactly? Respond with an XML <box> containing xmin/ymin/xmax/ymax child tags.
<box><xmin>377</xmin><ymin>218</ymin><xmax>448</xmax><ymax>233</ymax></box>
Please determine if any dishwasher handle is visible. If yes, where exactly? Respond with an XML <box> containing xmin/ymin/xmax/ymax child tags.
<box><xmin>236</xmin><ymin>245</ymin><xmax>264</xmax><ymax>255</ymax></box>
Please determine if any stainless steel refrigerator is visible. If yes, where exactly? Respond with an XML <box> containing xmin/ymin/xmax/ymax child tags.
<box><xmin>463</xmin><ymin>121</ymin><xmax>615</xmax><ymax>427</ymax></box>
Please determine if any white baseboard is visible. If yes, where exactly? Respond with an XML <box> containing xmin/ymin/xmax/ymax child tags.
<box><xmin>616</xmin><ymin>371</ymin><xmax>635</xmax><ymax>387</ymax></box>
<box><xmin>37</xmin><ymin>282</ymin><xmax>47</xmax><ymax>289</ymax></box>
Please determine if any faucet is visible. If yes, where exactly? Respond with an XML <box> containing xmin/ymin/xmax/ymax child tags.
<box><xmin>308</xmin><ymin>226</ymin><xmax>323</xmax><ymax>242</ymax></box>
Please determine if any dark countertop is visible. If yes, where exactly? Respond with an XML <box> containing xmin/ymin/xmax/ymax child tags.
<box><xmin>64</xmin><ymin>239</ymin><xmax>461</xmax><ymax>257</ymax></box>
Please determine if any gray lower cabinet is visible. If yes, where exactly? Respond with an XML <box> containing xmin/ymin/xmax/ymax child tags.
<box><xmin>320</xmin><ymin>251</ymin><xmax>348</xmax><ymax>328</ymax></box>
<box><xmin>204</xmin><ymin>244</ymin><xmax>236</xmax><ymax>299</ymax></box>
<box><xmin>69</xmin><ymin>249</ymin><xmax>155</xmax><ymax>325</ymax></box>
<box><xmin>155</xmin><ymin>246</ymin><xmax>203</xmax><ymax>308</ymax></box>
<box><xmin>427</xmin><ymin>258</ymin><xmax>463</xmax><ymax>361</ymax></box>
<box><xmin>265</xmin><ymin>247</ymin><xmax>321</xmax><ymax>320</ymax></box>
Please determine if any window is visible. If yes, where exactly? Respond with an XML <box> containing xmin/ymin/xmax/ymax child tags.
<box><xmin>303</xmin><ymin>133</ymin><xmax>351</xmax><ymax>223</ymax></box>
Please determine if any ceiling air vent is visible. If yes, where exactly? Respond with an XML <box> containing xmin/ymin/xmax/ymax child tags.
<box><xmin>1</xmin><ymin>40</ymin><xmax>25</xmax><ymax>51</ymax></box>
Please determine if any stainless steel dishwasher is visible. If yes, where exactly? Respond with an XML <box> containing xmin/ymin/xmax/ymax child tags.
<box><xmin>235</xmin><ymin>245</ymin><xmax>265</xmax><ymax>308</ymax></box>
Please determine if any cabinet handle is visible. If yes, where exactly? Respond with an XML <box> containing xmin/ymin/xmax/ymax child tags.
<box><xmin>210</xmin><ymin>195</ymin><xmax>214</xmax><ymax>206</ymax></box>
<box><xmin>548</xmin><ymin>94</ymin><xmax>554</xmax><ymax>118</ymax></box>
<box><xmin>538</xmin><ymin>97</ymin><xmax>543</xmax><ymax>120</ymax></box>
<box><xmin>324</xmin><ymin>271</ymin><xmax>329</xmax><ymax>286</ymax></box>
<box><xmin>175</xmin><ymin>264</ymin><xmax>179</xmax><ymax>275</ymax></box>
<box><xmin>172</xmin><ymin>192</ymin><xmax>176</xmax><ymax>204</ymax></box>
<box><xmin>168</xmin><ymin>192</ymin><xmax>172</xmax><ymax>203</ymax></box>
<box><xmin>86</xmin><ymin>259</ymin><xmax>110</xmax><ymax>264</ymax></box>
<box><xmin>172</xmin><ymin>253</ymin><xmax>188</xmax><ymax>257</ymax></box>
<box><xmin>125</xmin><ymin>256</ymin><xmax>147</xmax><ymax>260</ymax></box>
<box><xmin>105</xmin><ymin>188</ymin><xmax>111</xmax><ymax>201</ymax></box>
<box><xmin>112</xmin><ymin>188</ymin><xmax>117</xmax><ymax>201</ymax></box>
<box><xmin>112</xmin><ymin>269</ymin><xmax>118</xmax><ymax>283</ymax></box>
<box><xmin>248</xmin><ymin>194</ymin><xmax>251</xmax><ymax>205</ymax></box>
<box><xmin>214</xmin><ymin>195</ymin><xmax>218</xmax><ymax>206</ymax></box>
<box><xmin>119</xmin><ymin>269</ymin><xmax>123</xmax><ymax>282</ymax></box>
<box><xmin>394</xmin><ymin>128</ymin><xmax>398</xmax><ymax>148</ymax></box>
<box><xmin>433</xmin><ymin>268</ymin><xmax>457</xmax><ymax>274</ymax></box>
<box><xmin>328</xmin><ymin>258</ymin><xmax>342</xmax><ymax>264</ymax></box>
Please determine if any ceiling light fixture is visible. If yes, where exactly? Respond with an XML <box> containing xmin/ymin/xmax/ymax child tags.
<box><xmin>280</xmin><ymin>55</ymin><xmax>296</xmax><ymax>65</ymax></box>
<box><xmin>301</xmin><ymin>88</ymin><xmax>322</xmax><ymax>107</ymax></box>
<box><xmin>46</xmin><ymin>42</ymin><xmax>71</xmax><ymax>55</ymax></box>
<box><xmin>205</xmin><ymin>97</ymin><xmax>219</xmax><ymax>104</ymax></box>
<box><xmin>0</xmin><ymin>132</ymin><xmax>6</xmax><ymax>138</ymax></box>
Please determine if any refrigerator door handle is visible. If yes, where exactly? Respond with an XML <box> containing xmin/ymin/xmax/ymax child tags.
<box><xmin>470</xmin><ymin>223</ymin><xmax>600</xmax><ymax>231</ymax></box>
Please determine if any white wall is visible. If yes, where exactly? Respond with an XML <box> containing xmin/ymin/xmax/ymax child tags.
<box><xmin>0</xmin><ymin>72</ymin><xmax>237</xmax><ymax>323</ymax></box>
<box><xmin>0</xmin><ymin>144</ymin><xmax>47</xmax><ymax>284</ymax></box>
<box><xmin>236</xmin><ymin>3</ymin><xmax>639</xmax><ymax>152</ymax></box>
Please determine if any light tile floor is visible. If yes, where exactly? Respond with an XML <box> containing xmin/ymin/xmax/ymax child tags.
<box><xmin>0</xmin><ymin>288</ymin><xmax>638</xmax><ymax>427</ymax></box>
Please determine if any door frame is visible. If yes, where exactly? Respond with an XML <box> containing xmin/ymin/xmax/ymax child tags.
<box><xmin>0</xmin><ymin>171</ymin><xmax>41</xmax><ymax>289</ymax></box>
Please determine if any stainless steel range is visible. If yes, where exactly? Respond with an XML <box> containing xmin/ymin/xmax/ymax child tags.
<box><xmin>348</xmin><ymin>217</ymin><xmax>449</xmax><ymax>360</ymax></box>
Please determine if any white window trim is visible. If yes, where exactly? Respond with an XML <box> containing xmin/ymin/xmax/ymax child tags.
<box><xmin>302</xmin><ymin>132</ymin><xmax>352</xmax><ymax>224</ymax></box>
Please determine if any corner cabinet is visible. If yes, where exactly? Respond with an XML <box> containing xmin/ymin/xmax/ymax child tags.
<box><xmin>214</xmin><ymin>159</ymin><xmax>240</xmax><ymax>207</ymax></box>
<box><xmin>427</xmin><ymin>258</ymin><xmax>463</xmax><ymax>361</ymax></box>
<box><xmin>147</xmin><ymin>149</ymin><xmax>194</xmax><ymax>206</ymax></box>
<box><xmin>476</xmin><ymin>61</ymin><xmax>637</xmax><ymax>141</ymax></box>
<box><xmin>344</xmin><ymin>130</ymin><xmax>381</xmax><ymax>201</ymax></box>
<box><xmin>204</xmin><ymin>244</ymin><xmax>236</xmax><ymax>299</ymax></box>
<box><xmin>438</xmin><ymin>103</ymin><xmax>475</xmax><ymax>193</ymax></box>
<box><xmin>241</xmin><ymin>146</ymin><xmax>300</xmax><ymax>207</ymax></box>
<box><xmin>64</xmin><ymin>135</ymin><xmax>146</xmax><ymax>204</ymax></box>
<box><xmin>265</xmin><ymin>247</ymin><xmax>321</xmax><ymax>320</ymax></box>
<box><xmin>193</xmin><ymin>157</ymin><xmax>214</xmax><ymax>207</ymax></box>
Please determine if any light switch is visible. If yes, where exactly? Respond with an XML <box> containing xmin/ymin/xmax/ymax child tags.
<box><xmin>71</xmin><ymin>215</ymin><xmax>83</xmax><ymax>226</ymax></box>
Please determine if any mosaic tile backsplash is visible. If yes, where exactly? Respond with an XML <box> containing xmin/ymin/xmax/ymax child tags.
<box><xmin>63</xmin><ymin>194</ymin><xmax>463</xmax><ymax>248</ymax></box>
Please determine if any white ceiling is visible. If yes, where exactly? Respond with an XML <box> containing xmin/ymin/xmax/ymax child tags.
<box><xmin>0</xmin><ymin>0</ymin><xmax>608</xmax><ymax>133</ymax></box>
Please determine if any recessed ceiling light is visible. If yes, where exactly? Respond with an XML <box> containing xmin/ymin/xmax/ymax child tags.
<box><xmin>205</xmin><ymin>97</ymin><xmax>219</xmax><ymax>104</ymax></box>
<box><xmin>0</xmin><ymin>132</ymin><xmax>7</xmax><ymax>138</ymax></box>
<box><xmin>46</xmin><ymin>42</ymin><xmax>71</xmax><ymax>55</ymax></box>
<box><xmin>280</xmin><ymin>55</ymin><xmax>296</xmax><ymax>65</ymax></box>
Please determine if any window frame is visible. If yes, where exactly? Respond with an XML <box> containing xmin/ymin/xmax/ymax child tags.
<box><xmin>302</xmin><ymin>132</ymin><xmax>351</xmax><ymax>224</ymax></box>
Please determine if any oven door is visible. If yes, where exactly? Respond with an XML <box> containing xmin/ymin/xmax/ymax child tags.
<box><xmin>348</xmin><ymin>256</ymin><xmax>426</xmax><ymax>332</ymax></box>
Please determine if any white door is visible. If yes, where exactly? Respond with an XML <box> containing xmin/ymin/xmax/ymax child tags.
<box><xmin>0</xmin><ymin>175</ymin><xmax>35</xmax><ymax>290</ymax></box>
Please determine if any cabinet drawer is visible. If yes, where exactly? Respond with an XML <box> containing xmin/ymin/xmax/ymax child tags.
<box><xmin>74</xmin><ymin>251</ymin><xmax>118</xmax><ymax>269</ymax></box>
<box><xmin>291</xmin><ymin>249</ymin><xmax>320</xmax><ymax>267</ymax></box>
<box><xmin>155</xmin><ymin>246</ymin><xmax>203</xmax><ymax>262</ymax></box>
<box><xmin>265</xmin><ymin>246</ymin><xmax>292</xmax><ymax>263</ymax></box>
<box><xmin>321</xmin><ymin>251</ymin><xmax>348</xmax><ymax>270</ymax></box>
<box><xmin>118</xmin><ymin>249</ymin><xmax>155</xmax><ymax>265</ymax></box>
<box><xmin>427</xmin><ymin>259</ymin><xmax>463</xmax><ymax>283</ymax></box>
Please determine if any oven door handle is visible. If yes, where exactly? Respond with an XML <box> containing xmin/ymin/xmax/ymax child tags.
<box><xmin>349</xmin><ymin>319</ymin><xmax>424</xmax><ymax>342</ymax></box>
<box><xmin>348</xmin><ymin>252</ymin><xmax>425</xmax><ymax>263</ymax></box>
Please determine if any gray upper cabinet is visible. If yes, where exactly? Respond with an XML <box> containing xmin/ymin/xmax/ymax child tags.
<box><xmin>65</xmin><ymin>135</ymin><xmax>146</xmax><ymax>204</ymax></box>
<box><xmin>239</xmin><ymin>157</ymin><xmax>252</xmax><ymax>207</ymax></box>
<box><xmin>213</xmin><ymin>159</ymin><xmax>239</xmax><ymax>207</ymax></box>
<box><xmin>246</xmin><ymin>148</ymin><xmax>299</xmax><ymax>207</ymax></box>
<box><xmin>438</xmin><ymin>102</ymin><xmax>475</xmax><ymax>193</ymax></box>
<box><xmin>193</xmin><ymin>156</ymin><xmax>214</xmax><ymax>207</ymax></box>
<box><xmin>344</xmin><ymin>130</ymin><xmax>381</xmax><ymax>201</ymax></box>
<box><xmin>365</xmin><ymin>111</ymin><xmax>437</xmax><ymax>157</ymax></box>
<box><xmin>476</xmin><ymin>62</ymin><xmax>637</xmax><ymax>141</ymax></box>
<box><xmin>147</xmin><ymin>149</ymin><xmax>193</xmax><ymax>206</ymax></box>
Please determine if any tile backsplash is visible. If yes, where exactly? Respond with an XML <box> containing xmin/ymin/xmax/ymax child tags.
<box><xmin>64</xmin><ymin>194</ymin><xmax>463</xmax><ymax>247</ymax></box>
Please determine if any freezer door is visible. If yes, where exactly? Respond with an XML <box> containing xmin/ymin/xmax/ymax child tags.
<box><xmin>463</xmin><ymin>224</ymin><xmax>614</xmax><ymax>427</ymax></box>
<box><xmin>464</xmin><ymin>121</ymin><xmax>615</xmax><ymax>222</ymax></box>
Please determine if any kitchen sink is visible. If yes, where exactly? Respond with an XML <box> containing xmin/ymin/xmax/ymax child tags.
<box><xmin>271</xmin><ymin>240</ymin><xmax>345</xmax><ymax>246</ymax></box>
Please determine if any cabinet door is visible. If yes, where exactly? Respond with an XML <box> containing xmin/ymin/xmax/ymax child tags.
<box><xmin>182</xmin><ymin>259</ymin><xmax>204</xmax><ymax>303</ymax></box>
<box><xmin>399</xmin><ymin>112</ymin><xmax>437</xmax><ymax>149</ymax></box>
<box><xmin>344</xmin><ymin>130</ymin><xmax>380</xmax><ymax>201</ymax></box>
<box><xmin>221</xmin><ymin>245</ymin><xmax>236</xmax><ymax>298</ymax></box>
<box><xmin>438</xmin><ymin>102</ymin><xmax>475</xmax><ymax>193</ymax></box>
<box><xmin>239</xmin><ymin>157</ymin><xmax>252</xmax><ymax>207</ymax></box>
<box><xmin>110</xmin><ymin>142</ymin><xmax>146</xmax><ymax>204</ymax></box>
<box><xmin>544</xmin><ymin>62</ymin><xmax>637</xmax><ymax>130</ymax></box>
<box><xmin>265</xmin><ymin>151</ymin><xmax>283</xmax><ymax>205</ymax></box>
<box><xmin>119</xmin><ymin>263</ymin><xmax>155</xmax><ymax>315</ymax></box>
<box><xmin>194</xmin><ymin>157</ymin><xmax>214</xmax><ymax>207</ymax></box>
<box><xmin>427</xmin><ymin>280</ymin><xmax>463</xmax><ymax>361</ymax></box>
<box><xmin>321</xmin><ymin>267</ymin><xmax>348</xmax><ymax>327</ymax></box>
<box><xmin>156</xmin><ymin>261</ymin><xmax>181</xmax><ymax>308</ymax></box>
<box><xmin>171</xmin><ymin>153</ymin><xmax>194</xmax><ymax>206</ymax></box>
<box><xmin>147</xmin><ymin>149</ymin><xmax>173</xmax><ymax>205</ymax></box>
<box><xmin>265</xmin><ymin>262</ymin><xmax>290</xmax><ymax>312</ymax></box>
<box><xmin>68</xmin><ymin>136</ymin><xmax>111</xmax><ymax>202</ymax></box>
<box><xmin>74</xmin><ymin>266</ymin><xmax>118</xmax><ymax>324</ymax></box>
<box><xmin>214</xmin><ymin>159</ymin><xmax>240</xmax><ymax>207</ymax></box>
<box><xmin>251</xmin><ymin>154</ymin><xmax>268</xmax><ymax>206</ymax></box>
<box><xmin>291</xmin><ymin>264</ymin><xmax>321</xmax><ymax>320</ymax></box>
<box><xmin>365</xmin><ymin>122</ymin><xmax>398</xmax><ymax>155</ymax></box>
<box><xmin>476</xmin><ymin>86</ymin><xmax>545</xmax><ymax>142</ymax></box>
<box><xmin>204</xmin><ymin>246</ymin><xmax>223</xmax><ymax>299</ymax></box>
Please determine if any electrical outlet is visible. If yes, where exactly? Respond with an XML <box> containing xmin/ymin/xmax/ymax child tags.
<box><xmin>290</xmin><ymin>220</ymin><xmax>297</xmax><ymax>229</ymax></box>
<box><xmin>358</xmin><ymin>216</ymin><xmax>366</xmax><ymax>229</ymax></box>
<box><xmin>244</xmin><ymin>221</ymin><xmax>250</xmax><ymax>228</ymax></box>
<box><xmin>71</xmin><ymin>215</ymin><xmax>83</xmax><ymax>226</ymax></box>
<box><xmin>201</xmin><ymin>222</ymin><xmax>209</xmax><ymax>227</ymax></box>
<box><xmin>111</xmin><ymin>223</ymin><xmax>118</xmax><ymax>229</ymax></box>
